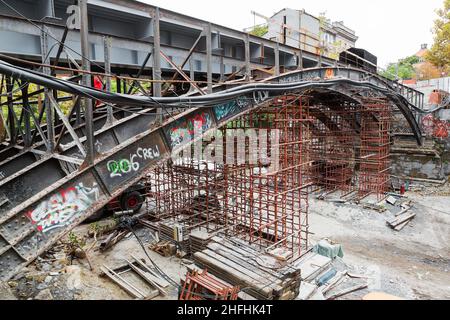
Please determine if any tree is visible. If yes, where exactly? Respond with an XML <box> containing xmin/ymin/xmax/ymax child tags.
<box><xmin>426</xmin><ymin>0</ymin><xmax>450</xmax><ymax>73</ymax></box>
<box><xmin>416</xmin><ymin>62</ymin><xmax>442</xmax><ymax>80</ymax></box>
<box><xmin>249</xmin><ymin>24</ymin><xmax>268</xmax><ymax>37</ymax></box>
<box><xmin>379</xmin><ymin>55</ymin><xmax>420</xmax><ymax>80</ymax></box>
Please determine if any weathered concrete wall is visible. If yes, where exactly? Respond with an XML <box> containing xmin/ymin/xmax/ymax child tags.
<box><xmin>441</xmin><ymin>139</ymin><xmax>450</xmax><ymax>176</ymax></box>
<box><xmin>391</xmin><ymin>135</ymin><xmax>450</xmax><ymax>182</ymax></box>
<box><xmin>391</xmin><ymin>153</ymin><xmax>445</xmax><ymax>181</ymax></box>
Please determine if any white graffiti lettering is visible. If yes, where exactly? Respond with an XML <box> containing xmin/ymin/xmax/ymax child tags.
<box><xmin>27</xmin><ymin>182</ymin><xmax>100</xmax><ymax>233</ymax></box>
<box><xmin>107</xmin><ymin>145</ymin><xmax>161</xmax><ymax>178</ymax></box>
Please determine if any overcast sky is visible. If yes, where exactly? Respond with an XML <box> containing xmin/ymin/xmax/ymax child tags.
<box><xmin>139</xmin><ymin>0</ymin><xmax>443</xmax><ymax>67</ymax></box>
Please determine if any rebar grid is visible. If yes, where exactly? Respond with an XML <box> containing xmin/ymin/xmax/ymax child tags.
<box><xmin>141</xmin><ymin>95</ymin><xmax>392</xmax><ymax>259</ymax></box>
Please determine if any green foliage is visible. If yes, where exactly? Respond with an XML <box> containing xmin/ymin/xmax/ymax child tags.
<box><xmin>68</xmin><ymin>232</ymin><xmax>85</xmax><ymax>248</ymax></box>
<box><xmin>379</xmin><ymin>55</ymin><xmax>420</xmax><ymax>80</ymax></box>
<box><xmin>249</xmin><ymin>24</ymin><xmax>268</xmax><ymax>37</ymax></box>
<box><xmin>426</xmin><ymin>0</ymin><xmax>450</xmax><ymax>72</ymax></box>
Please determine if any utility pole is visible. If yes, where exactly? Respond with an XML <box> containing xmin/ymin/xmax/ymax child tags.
<box><xmin>79</xmin><ymin>0</ymin><xmax>95</xmax><ymax>165</ymax></box>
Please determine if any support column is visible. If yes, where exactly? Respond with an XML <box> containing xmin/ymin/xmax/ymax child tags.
<box><xmin>274</xmin><ymin>42</ymin><xmax>280</xmax><ymax>76</ymax></box>
<box><xmin>205</xmin><ymin>23</ymin><xmax>213</xmax><ymax>94</ymax></box>
<box><xmin>41</xmin><ymin>27</ymin><xmax>54</xmax><ymax>151</ymax></box>
<box><xmin>218</xmin><ymin>31</ymin><xmax>225</xmax><ymax>82</ymax></box>
<box><xmin>297</xmin><ymin>51</ymin><xmax>303</xmax><ymax>70</ymax></box>
<box><xmin>6</xmin><ymin>77</ymin><xmax>15</xmax><ymax>144</ymax></box>
<box><xmin>103</xmin><ymin>36</ymin><xmax>114</xmax><ymax>125</ymax></box>
<box><xmin>152</xmin><ymin>7</ymin><xmax>162</xmax><ymax>120</ymax></box>
<box><xmin>22</xmin><ymin>84</ymin><xmax>32</xmax><ymax>147</ymax></box>
<box><xmin>79</xmin><ymin>0</ymin><xmax>95</xmax><ymax>165</ymax></box>
<box><xmin>244</xmin><ymin>33</ymin><xmax>251</xmax><ymax>81</ymax></box>
<box><xmin>189</xmin><ymin>58</ymin><xmax>195</xmax><ymax>92</ymax></box>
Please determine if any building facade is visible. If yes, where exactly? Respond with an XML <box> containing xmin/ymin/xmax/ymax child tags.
<box><xmin>264</xmin><ymin>8</ymin><xmax>358</xmax><ymax>60</ymax></box>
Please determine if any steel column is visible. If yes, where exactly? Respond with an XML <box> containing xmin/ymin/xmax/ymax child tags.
<box><xmin>41</xmin><ymin>27</ymin><xmax>55</xmax><ymax>151</ymax></box>
<box><xmin>189</xmin><ymin>58</ymin><xmax>195</xmax><ymax>92</ymax></box>
<box><xmin>205</xmin><ymin>23</ymin><xmax>213</xmax><ymax>93</ymax></box>
<box><xmin>152</xmin><ymin>7</ymin><xmax>162</xmax><ymax>97</ymax></box>
<box><xmin>80</xmin><ymin>0</ymin><xmax>95</xmax><ymax>164</ymax></box>
<box><xmin>244</xmin><ymin>33</ymin><xmax>251</xmax><ymax>80</ymax></box>
<box><xmin>5</xmin><ymin>77</ymin><xmax>15</xmax><ymax>144</ymax></box>
<box><xmin>274</xmin><ymin>42</ymin><xmax>280</xmax><ymax>76</ymax></box>
<box><xmin>152</xmin><ymin>7</ymin><xmax>162</xmax><ymax>121</ymax></box>
<box><xmin>103</xmin><ymin>36</ymin><xmax>115</xmax><ymax>125</ymax></box>
<box><xmin>21</xmin><ymin>84</ymin><xmax>32</xmax><ymax>148</ymax></box>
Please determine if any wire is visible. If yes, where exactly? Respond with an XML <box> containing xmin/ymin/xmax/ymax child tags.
<box><xmin>127</xmin><ymin>221</ymin><xmax>278</xmax><ymax>300</ymax></box>
<box><xmin>0</xmin><ymin>79</ymin><xmax>29</xmax><ymax>97</ymax></box>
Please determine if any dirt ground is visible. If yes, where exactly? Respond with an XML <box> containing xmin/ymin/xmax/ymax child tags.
<box><xmin>308</xmin><ymin>190</ymin><xmax>450</xmax><ymax>300</ymax></box>
<box><xmin>2</xmin><ymin>185</ymin><xmax>449</xmax><ymax>300</ymax></box>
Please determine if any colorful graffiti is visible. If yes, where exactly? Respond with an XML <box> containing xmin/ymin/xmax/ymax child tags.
<box><xmin>27</xmin><ymin>182</ymin><xmax>100</xmax><ymax>233</ymax></box>
<box><xmin>324</xmin><ymin>68</ymin><xmax>335</xmax><ymax>80</ymax></box>
<box><xmin>168</xmin><ymin>112</ymin><xmax>213</xmax><ymax>149</ymax></box>
<box><xmin>214</xmin><ymin>97</ymin><xmax>252</xmax><ymax>122</ymax></box>
<box><xmin>421</xmin><ymin>114</ymin><xmax>450</xmax><ymax>139</ymax></box>
<box><xmin>107</xmin><ymin>145</ymin><xmax>161</xmax><ymax>178</ymax></box>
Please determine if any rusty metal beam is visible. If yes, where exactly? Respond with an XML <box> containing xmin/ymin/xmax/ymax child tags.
<box><xmin>160</xmin><ymin>51</ymin><xmax>205</xmax><ymax>95</ymax></box>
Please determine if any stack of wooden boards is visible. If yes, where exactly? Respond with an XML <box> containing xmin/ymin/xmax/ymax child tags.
<box><xmin>192</xmin><ymin>237</ymin><xmax>301</xmax><ymax>300</ymax></box>
<box><xmin>190</xmin><ymin>230</ymin><xmax>214</xmax><ymax>253</ymax></box>
<box><xmin>100</xmin><ymin>255</ymin><xmax>171</xmax><ymax>300</ymax></box>
<box><xmin>387</xmin><ymin>203</ymin><xmax>416</xmax><ymax>231</ymax></box>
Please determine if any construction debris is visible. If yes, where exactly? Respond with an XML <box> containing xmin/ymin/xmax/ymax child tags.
<box><xmin>387</xmin><ymin>210</ymin><xmax>416</xmax><ymax>231</ymax></box>
<box><xmin>192</xmin><ymin>237</ymin><xmax>301</xmax><ymax>300</ymax></box>
<box><xmin>312</xmin><ymin>239</ymin><xmax>344</xmax><ymax>260</ymax></box>
<box><xmin>326</xmin><ymin>282</ymin><xmax>368</xmax><ymax>300</ymax></box>
<box><xmin>100</xmin><ymin>256</ymin><xmax>171</xmax><ymax>300</ymax></box>
<box><xmin>150</xmin><ymin>241</ymin><xmax>177</xmax><ymax>257</ymax></box>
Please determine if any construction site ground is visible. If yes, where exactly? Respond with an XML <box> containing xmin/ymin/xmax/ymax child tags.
<box><xmin>2</xmin><ymin>185</ymin><xmax>449</xmax><ymax>301</ymax></box>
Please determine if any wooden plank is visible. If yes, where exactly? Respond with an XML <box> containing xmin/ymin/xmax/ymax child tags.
<box><xmin>126</xmin><ymin>260</ymin><xmax>167</xmax><ymax>297</ymax></box>
<box><xmin>209</xmin><ymin>239</ymin><xmax>287</xmax><ymax>277</ymax></box>
<box><xmin>394</xmin><ymin>220</ymin><xmax>411</xmax><ymax>231</ymax></box>
<box><xmin>297</xmin><ymin>282</ymin><xmax>317</xmax><ymax>300</ymax></box>
<box><xmin>293</xmin><ymin>253</ymin><xmax>332</xmax><ymax>280</ymax></box>
<box><xmin>131</xmin><ymin>254</ymin><xmax>171</xmax><ymax>288</ymax></box>
<box><xmin>387</xmin><ymin>212</ymin><xmax>416</xmax><ymax>228</ymax></box>
<box><xmin>206</xmin><ymin>243</ymin><xmax>282</xmax><ymax>283</ymax></box>
<box><xmin>101</xmin><ymin>266</ymin><xmax>144</xmax><ymax>299</ymax></box>
<box><xmin>395</xmin><ymin>205</ymin><xmax>411</xmax><ymax>217</ymax></box>
<box><xmin>326</xmin><ymin>282</ymin><xmax>368</xmax><ymax>300</ymax></box>
<box><xmin>201</xmin><ymin>249</ymin><xmax>282</xmax><ymax>290</ymax></box>
<box><xmin>193</xmin><ymin>252</ymin><xmax>274</xmax><ymax>298</ymax></box>
<box><xmin>321</xmin><ymin>271</ymin><xmax>347</xmax><ymax>295</ymax></box>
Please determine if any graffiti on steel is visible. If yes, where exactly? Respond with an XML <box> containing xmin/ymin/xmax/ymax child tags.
<box><xmin>167</xmin><ymin>111</ymin><xmax>213</xmax><ymax>149</ymax></box>
<box><xmin>279</xmin><ymin>70</ymin><xmax>322</xmax><ymax>83</ymax></box>
<box><xmin>27</xmin><ymin>182</ymin><xmax>100</xmax><ymax>233</ymax></box>
<box><xmin>107</xmin><ymin>145</ymin><xmax>161</xmax><ymax>178</ymax></box>
<box><xmin>214</xmin><ymin>96</ymin><xmax>252</xmax><ymax>121</ymax></box>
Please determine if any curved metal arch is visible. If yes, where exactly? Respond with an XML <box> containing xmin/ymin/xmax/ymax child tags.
<box><xmin>267</xmin><ymin>67</ymin><xmax>422</xmax><ymax>144</ymax></box>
